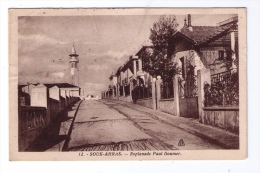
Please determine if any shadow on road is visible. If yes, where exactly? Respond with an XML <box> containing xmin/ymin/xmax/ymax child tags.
<box><xmin>27</xmin><ymin>105</ymin><xmax>76</xmax><ymax>152</ymax></box>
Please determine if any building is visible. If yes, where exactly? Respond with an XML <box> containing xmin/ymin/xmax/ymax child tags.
<box><xmin>168</xmin><ymin>14</ymin><xmax>238</xmax><ymax>77</ymax></box>
<box><xmin>69</xmin><ymin>45</ymin><xmax>80</xmax><ymax>86</ymax></box>
<box><xmin>18</xmin><ymin>83</ymin><xmax>80</xmax><ymax>106</ymax></box>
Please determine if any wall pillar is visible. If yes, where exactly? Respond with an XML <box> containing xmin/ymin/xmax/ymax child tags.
<box><xmin>112</xmin><ymin>87</ymin><xmax>114</xmax><ymax>99</ymax></box>
<box><xmin>152</xmin><ymin>78</ymin><xmax>156</xmax><ymax>110</ymax></box>
<box><xmin>173</xmin><ymin>75</ymin><xmax>180</xmax><ymax>117</ymax></box>
<box><xmin>61</xmin><ymin>90</ymin><xmax>67</xmax><ymax>106</ymax></box>
<box><xmin>66</xmin><ymin>90</ymin><xmax>71</xmax><ymax>104</ymax></box>
<box><xmin>130</xmin><ymin>80</ymin><xmax>132</xmax><ymax>99</ymax></box>
<box><xmin>30</xmin><ymin>84</ymin><xmax>50</xmax><ymax>125</ymax></box>
<box><xmin>133</xmin><ymin>60</ymin><xmax>137</xmax><ymax>77</ymax></box>
<box><xmin>123</xmin><ymin>84</ymin><xmax>125</xmax><ymax>97</ymax></box>
<box><xmin>198</xmin><ymin>69</ymin><xmax>211</xmax><ymax>124</ymax></box>
<box><xmin>30</xmin><ymin>84</ymin><xmax>48</xmax><ymax>107</ymax></box>
<box><xmin>138</xmin><ymin>58</ymin><xmax>142</xmax><ymax>71</ymax></box>
<box><xmin>117</xmin><ymin>85</ymin><xmax>120</xmax><ymax>100</ymax></box>
<box><xmin>115</xmin><ymin>85</ymin><xmax>118</xmax><ymax>99</ymax></box>
<box><xmin>49</xmin><ymin>86</ymin><xmax>61</xmax><ymax>112</ymax></box>
<box><xmin>230</xmin><ymin>31</ymin><xmax>237</xmax><ymax>72</ymax></box>
<box><xmin>155</xmin><ymin>76</ymin><xmax>161</xmax><ymax>110</ymax></box>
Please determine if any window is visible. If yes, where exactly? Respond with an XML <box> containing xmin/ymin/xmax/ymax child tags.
<box><xmin>218</xmin><ymin>50</ymin><xmax>225</xmax><ymax>60</ymax></box>
<box><xmin>136</xmin><ymin>60</ymin><xmax>139</xmax><ymax>71</ymax></box>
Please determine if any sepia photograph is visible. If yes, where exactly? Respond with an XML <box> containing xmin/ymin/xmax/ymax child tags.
<box><xmin>9</xmin><ymin>8</ymin><xmax>247</xmax><ymax>161</ymax></box>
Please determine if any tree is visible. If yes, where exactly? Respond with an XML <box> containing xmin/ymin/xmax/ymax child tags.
<box><xmin>143</xmin><ymin>15</ymin><xmax>180</xmax><ymax>82</ymax></box>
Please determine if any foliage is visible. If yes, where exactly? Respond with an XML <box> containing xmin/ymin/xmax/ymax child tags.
<box><xmin>143</xmin><ymin>15</ymin><xmax>179</xmax><ymax>83</ymax></box>
<box><xmin>204</xmin><ymin>71</ymin><xmax>239</xmax><ymax>107</ymax></box>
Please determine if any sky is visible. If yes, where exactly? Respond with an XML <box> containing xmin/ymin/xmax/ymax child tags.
<box><xmin>18</xmin><ymin>13</ymin><xmax>236</xmax><ymax>97</ymax></box>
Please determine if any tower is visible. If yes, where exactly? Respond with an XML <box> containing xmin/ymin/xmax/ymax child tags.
<box><xmin>69</xmin><ymin>45</ymin><xmax>79</xmax><ymax>86</ymax></box>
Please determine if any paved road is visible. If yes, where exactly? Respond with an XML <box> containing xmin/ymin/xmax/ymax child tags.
<box><xmin>66</xmin><ymin>100</ymin><xmax>222</xmax><ymax>151</ymax></box>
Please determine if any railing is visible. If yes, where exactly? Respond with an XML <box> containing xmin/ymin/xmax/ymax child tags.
<box><xmin>185</xmin><ymin>74</ymin><xmax>198</xmax><ymax>97</ymax></box>
<box><xmin>134</xmin><ymin>83</ymin><xmax>152</xmax><ymax>100</ymax></box>
<box><xmin>49</xmin><ymin>98</ymin><xmax>60</xmax><ymax>119</ymax></box>
<box><xmin>204</xmin><ymin>71</ymin><xmax>239</xmax><ymax>107</ymax></box>
<box><xmin>145</xmin><ymin>82</ymin><xmax>152</xmax><ymax>98</ymax></box>
<box><xmin>178</xmin><ymin>74</ymin><xmax>198</xmax><ymax>98</ymax></box>
<box><xmin>161</xmin><ymin>81</ymin><xmax>174</xmax><ymax>99</ymax></box>
<box><xmin>211</xmin><ymin>70</ymin><xmax>232</xmax><ymax>85</ymax></box>
<box><xmin>119</xmin><ymin>86</ymin><xmax>123</xmax><ymax>96</ymax></box>
<box><xmin>60</xmin><ymin>97</ymin><xmax>66</xmax><ymax>108</ymax></box>
<box><xmin>114</xmin><ymin>86</ymin><xmax>116</xmax><ymax>96</ymax></box>
<box><xmin>109</xmin><ymin>89</ymin><xmax>113</xmax><ymax>96</ymax></box>
<box><xmin>19</xmin><ymin>106</ymin><xmax>47</xmax><ymax>133</ymax></box>
<box><xmin>125</xmin><ymin>84</ymin><xmax>130</xmax><ymax>96</ymax></box>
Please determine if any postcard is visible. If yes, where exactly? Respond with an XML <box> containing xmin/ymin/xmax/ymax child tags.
<box><xmin>9</xmin><ymin>8</ymin><xmax>247</xmax><ymax>161</ymax></box>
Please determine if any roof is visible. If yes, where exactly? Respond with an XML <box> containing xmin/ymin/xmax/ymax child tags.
<box><xmin>18</xmin><ymin>83</ymin><xmax>79</xmax><ymax>88</ymax></box>
<box><xmin>109</xmin><ymin>74</ymin><xmax>116</xmax><ymax>80</ymax></box>
<box><xmin>115</xmin><ymin>66</ymin><xmax>123</xmax><ymax>75</ymax></box>
<box><xmin>172</xmin><ymin>23</ymin><xmax>235</xmax><ymax>45</ymax></box>
<box><xmin>135</xmin><ymin>45</ymin><xmax>153</xmax><ymax>56</ymax></box>
<box><xmin>44</xmin><ymin>83</ymin><xmax>79</xmax><ymax>88</ymax></box>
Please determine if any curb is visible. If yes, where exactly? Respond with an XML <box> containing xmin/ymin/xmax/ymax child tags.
<box><xmin>62</xmin><ymin>100</ymin><xmax>83</xmax><ymax>151</ymax></box>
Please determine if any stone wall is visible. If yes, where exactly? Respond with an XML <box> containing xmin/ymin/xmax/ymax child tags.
<box><xmin>179</xmin><ymin>97</ymin><xmax>199</xmax><ymax>118</ymax></box>
<box><xmin>136</xmin><ymin>98</ymin><xmax>153</xmax><ymax>109</ymax></box>
<box><xmin>203</xmin><ymin>107</ymin><xmax>239</xmax><ymax>134</ymax></box>
<box><xmin>19</xmin><ymin>84</ymin><xmax>81</xmax><ymax>151</ymax></box>
<box><xmin>18</xmin><ymin>106</ymin><xmax>47</xmax><ymax>151</ymax></box>
<box><xmin>158</xmin><ymin>99</ymin><xmax>176</xmax><ymax>116</ymax></box>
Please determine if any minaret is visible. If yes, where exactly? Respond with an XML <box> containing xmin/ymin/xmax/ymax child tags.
<box><xmin>184</xmin><ymin>17</ymin><xmax>187</xmax><ymax>27</ymax></box>
<box><xmin>69</xmin><ymin>45</ymin><xmax>79</xmax><ymax>86</ymax></box>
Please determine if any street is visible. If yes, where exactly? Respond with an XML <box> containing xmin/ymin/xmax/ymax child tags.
<box><xmin>66</xmin><ymin>100</ymin><xmax>222</xmax><ymax>151</ymax></box>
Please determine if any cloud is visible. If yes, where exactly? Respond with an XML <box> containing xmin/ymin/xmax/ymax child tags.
<box><xmin>19</xmin><ymin>33</ymin><xmax>68</xmax><ymax>52</ymax></box>
<box><xmin>83</xmin><ymin>82</ymin><xmax>106</xmax><ymax>90</ymax></box>
<box><xmin>49</xmin><ymin>72</ymin><xmax>65</xmax><ymax>79</ymax></box>
<box><xmin>91</xmin><ymin>50</ymin><xmax>131</xmax><ymax>62</ymax></box>
<box><xmin>88</xmin><ymin>64</ymin><xmax>110</xmax><ymax>70</ymax></box>
<box><xmin>80</xmin><ymin>82</ymin><xmax>108</xmax><ymax>97</ymax></box>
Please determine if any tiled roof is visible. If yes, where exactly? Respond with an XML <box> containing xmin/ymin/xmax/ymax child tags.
<box><xmin>177</xmin><ymin>24</ymin><xmax>232</xmax><ymax>45</ymax></box>
<box><xmin>18</xmin><ymin>83</ymin><xmax>79</xmax><ymax>88</ymax></box>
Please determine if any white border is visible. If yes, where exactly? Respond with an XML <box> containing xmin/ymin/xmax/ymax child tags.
<box><xmin>1</xmin><ymin>0</ymin><xmax>260</xmax><ymax>173</ymax></box>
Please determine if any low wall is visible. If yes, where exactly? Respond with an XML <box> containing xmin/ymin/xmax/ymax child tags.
<box><xmin>202</xmin><ymin>107</ymin><xmax>239</xmax><ymax>134</ymax></box>
<box><xmin>179</xmin><ymin>97</ymin><xmax>199</xmax><ymax>118</ymax></box>
<box><xmin>19</xmin><ymin>106</ymin><xmax>47</xmax><ymax>151</ymax></box>
<box><xmin>119</xmin><ymin>95</ymin><xmax>132</xmax><ymax>102</ymax></box>
<box><xmin>49</xmin><ymin>98</ymin><xmax>60</xmax><ymax>121</ymax></box>
<box><xmin>159</xmin><ymin>98</ymin><xmax>176</xmax><ymax>116</ymax></box>
<box><xmin>136</xmin><ymin>98</ymin><xmax>153</xmax><ymax>109</ymax></box>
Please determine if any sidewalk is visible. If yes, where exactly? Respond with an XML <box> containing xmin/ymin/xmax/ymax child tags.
<box><xmin>28</xmin><ymin>101</ymin><xmax>82</xmax><ymax>152</ymax></box>
<box><xmin>101</xmin><ymin>99</ymin><xmax>239</xmax><ymax>149</ymax></box>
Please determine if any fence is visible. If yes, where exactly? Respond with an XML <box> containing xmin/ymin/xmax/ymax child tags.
<box><xmin>211</xmin><ymin>70</ymin><xmax>232</xmax><ymax>85</ymax></box>
<box><xmin>119</xmin><ymin>86</ymin><xmax>123</xmax><ymax>96</ymax></box>
<box><xmin>113</xmin><ymin>86</ymin><xmax>116</xmax><ymax>96</ymax></box>
<box><xmin>19</xmin><ymin>106</ymin><xmax>47</xmax><ymax>133</ymax></box>
<box><xmin>204</xmin><ymin>70</ymin><xmax>238</xmax><ymax>107</ymax></box>
<box><xmin>133</xmin><ymin>82</ymin><xmax>152</xmax><ymax>100</ymax></box>
<box><xmin>19</xmin><ymin>106</ymin><xmax>47</xmax><ymax>151</ymax></box>
<box><xmin>125</xmin><ymin>84</ymin><xmax>130</xmax><ymax>96</ymax></box>
<box><xmin>49</xmin><ymin>98</ymin><xmax>60</xmax><ymax>120</ymax></box>
<box><xmin>161</xmin><ymin>81</ymin><xmax>173</xmax><ymax>99</ymax></box>
<box><xmin>178</xmin><ymin>74</ymin><xmax>198</xmax><ymax>98</ymax></box>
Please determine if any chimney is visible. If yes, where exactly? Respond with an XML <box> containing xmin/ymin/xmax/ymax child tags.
<box><xmin>187</xmin><ymin>14</ymin><xmax>193</xmax><ymax>31</ymax></box>
<box><xmin>188</xmin><ymin>14</ymin><xmax>191</xmax><ymax>27</ymax></box>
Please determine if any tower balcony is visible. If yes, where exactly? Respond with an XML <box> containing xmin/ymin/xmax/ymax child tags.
<box><xmin>70</xmin><ymin>57</ymin><xmax>79</xmax><ymax>63</ymax></box>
